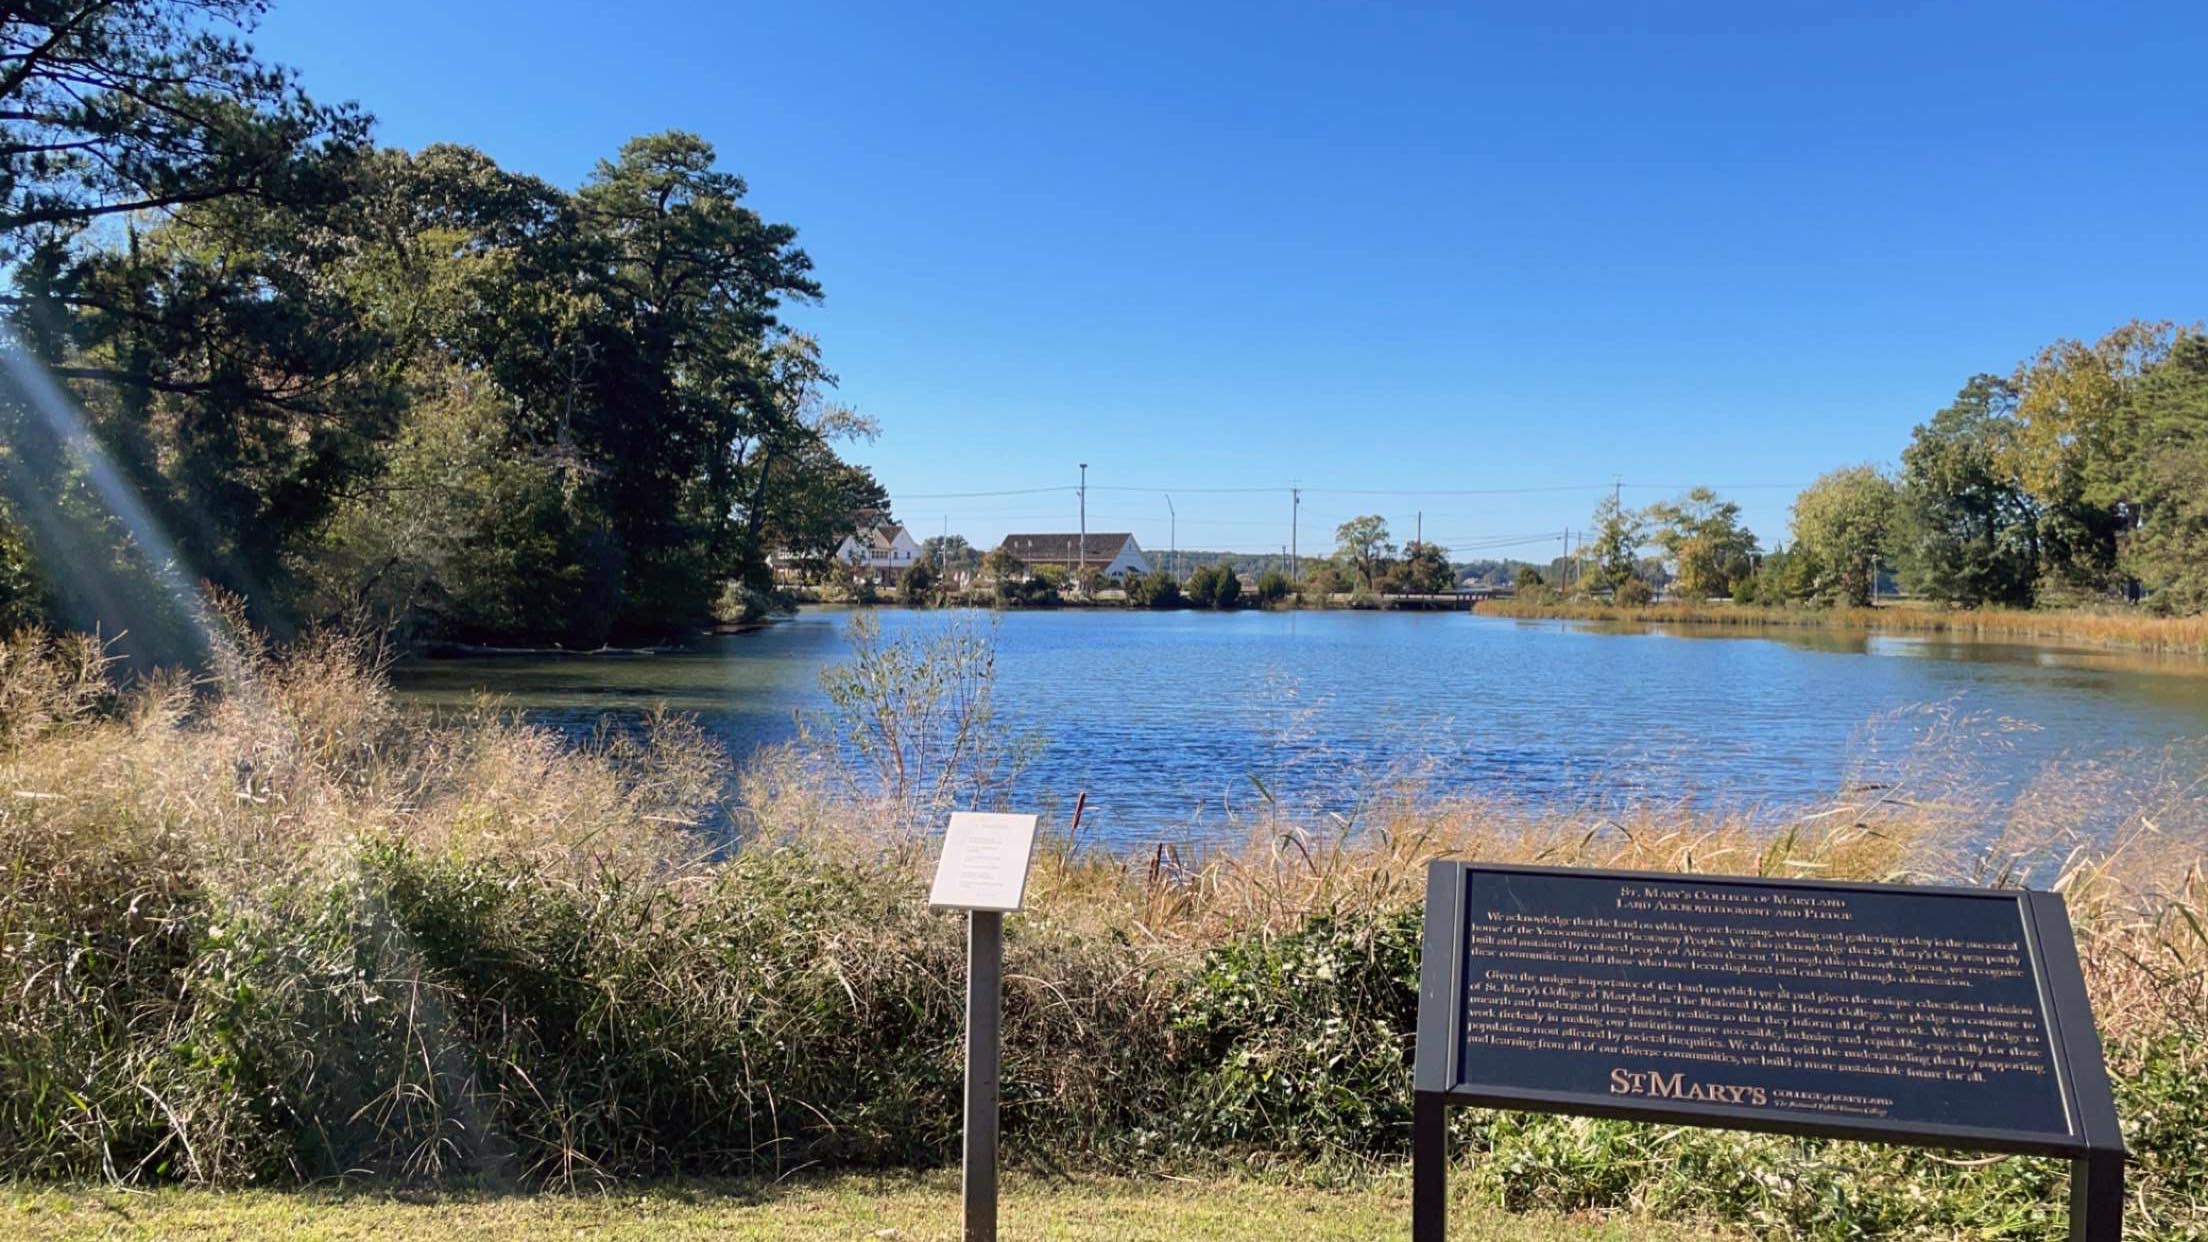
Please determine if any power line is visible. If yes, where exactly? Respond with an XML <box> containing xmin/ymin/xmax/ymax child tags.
<box><xmin>901</xmin><ymin>479</ymin><xmax>1807</xmax><ymax>501</ymax></box>
<box><xmin>898</xmin><ymin>485</ymin><xmax>1079</xmax><ymax>500</ymax></box>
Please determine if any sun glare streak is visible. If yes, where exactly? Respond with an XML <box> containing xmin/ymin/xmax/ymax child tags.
<box><xmin>0</xmin><ymin>324</ymin><xmax>229</xmax><ymax>665</ymax></box>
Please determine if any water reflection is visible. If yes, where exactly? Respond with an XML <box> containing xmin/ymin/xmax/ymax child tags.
<box><xmin>390</xmin><ymin>610</ymin><xmax>2208</xmax><ymax>849</ymax></box>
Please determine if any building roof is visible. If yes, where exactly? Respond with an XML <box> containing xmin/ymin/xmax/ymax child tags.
<box><xmin>865</xmin><ymin>523</ymin><xmax>909</xmax><ymax>551</ymax></box>
<box><xmin>998</xmin><ymin>533</ymin><xmax>1139</xmax><ymax>564</ymax></box>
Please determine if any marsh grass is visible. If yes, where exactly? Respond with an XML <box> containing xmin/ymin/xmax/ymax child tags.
<box><xmin>2</xmin><ymin>625</ymin><xmax>2206</xmax><ymax>1238</ymax></box>
<box><xmin>1479</xmin><ymin>599</ymin><xmax>2208</xmax><ymax>656</ymax></box>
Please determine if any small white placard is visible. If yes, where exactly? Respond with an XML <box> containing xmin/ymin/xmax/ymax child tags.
<box><xmin>929</xmin><ymin>811</ymin><xmax>1040</xmax><ymax>912</ymax></box>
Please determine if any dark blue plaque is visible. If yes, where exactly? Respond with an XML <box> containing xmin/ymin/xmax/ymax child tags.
<box><xmin>1411</xmin><ymin>862</ymin><xmax>2126</xmax><ymax>1241</ymax></box>
<box><xmin>1455</xmin><ymin>868</ymin><xmax>2067</xmax><ymax>1137</ymax></box>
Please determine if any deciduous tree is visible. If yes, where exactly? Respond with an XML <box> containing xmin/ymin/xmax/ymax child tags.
<box><xmin>1644</xmin><ymin>488</ymin><xmax>1757</xmax><ymax>600</ymax></box>
<box><xmin>1790</xmin><ymin>466</ymin><xmax>1898</xmax><ymax>606</ymax></box>
<box><xmin>1333</xmin><ymin>515</ymin><xmax>1394</xmax><ymax>591</ymax></box>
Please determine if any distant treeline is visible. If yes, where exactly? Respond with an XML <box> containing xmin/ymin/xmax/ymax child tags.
<box><xmin>1124</xmin><ymin>319</ymin><xmax>2208</xmax><ymax>622</ymax></box>
<box><xmin>1497</xmin><ymin>321</ymin><xmax>2207</xmax><ymax>614</ymax></box>
<box><xmin>0</xmin><ymin>1</ymin><xmax>886</xmax><ymax>662</ymax></box>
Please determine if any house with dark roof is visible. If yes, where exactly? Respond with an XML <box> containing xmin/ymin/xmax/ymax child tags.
<box><xmin>995</xmin><ymin>533</ymin><xmax>1151</xmax><ymax>579</ymax></box>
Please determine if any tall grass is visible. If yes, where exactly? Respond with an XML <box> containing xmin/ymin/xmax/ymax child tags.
<box><xmin>1479</xmin><ymin>598</ymin><xmax>2208</xmax><ymax>655</ymax></box>
<box><xmin>1</xmin><ymin>624</ymin><xmax>2205</xmax><ymax>1237</ymax></box>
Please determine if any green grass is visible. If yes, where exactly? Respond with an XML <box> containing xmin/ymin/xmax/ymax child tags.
<box><xmin>1</xmin><ymin>1172</ymin><xmax>1722</xmax><ymax>1240</ymax></box>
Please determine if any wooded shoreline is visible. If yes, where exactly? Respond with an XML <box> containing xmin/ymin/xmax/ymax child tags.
<box><xmin>1475</xmin><ymin>599</ymin><xmax>2208</xmax><ymax>656</ymax></box>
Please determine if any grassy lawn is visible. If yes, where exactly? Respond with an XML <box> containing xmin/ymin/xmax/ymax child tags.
<box><xmin>3</xmin><ymin>1172</ymin><xmax>1723</xmax><ymax>1240</ymax></box>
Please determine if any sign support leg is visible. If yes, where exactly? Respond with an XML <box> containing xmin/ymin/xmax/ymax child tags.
<box><xmin>2068</xmin><ymin>1151</ymin><xmax>2122</xmax><ymax>1242</ymax></box>
<box><xmin>1412</xmin><ymin>1091</ymin><xmax>1446</xmax><ymax>1242</ymax></box>
<box><xmin>964</xmin><ymin>910</ymin><xmax>1003</xmax><ymax>1242</ymax></box>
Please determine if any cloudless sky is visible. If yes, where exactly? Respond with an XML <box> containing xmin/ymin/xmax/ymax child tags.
<box><xmin>256</xmin><ymin>1</ymin><xmax>2207</xmax><ymax>559</ymax></box>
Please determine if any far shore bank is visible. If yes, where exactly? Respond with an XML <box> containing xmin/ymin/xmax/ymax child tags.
<box><xmin>1475</xmin><ymin>598</ymin><xmax>2208</xmax><ymax>656</ymax></box>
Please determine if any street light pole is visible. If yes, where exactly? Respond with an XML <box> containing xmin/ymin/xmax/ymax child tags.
<box><xmin>1078</xmin><ymin>463</ymin><xmax>1088</xmax><ymax>583</ymax></box>
<box><xmin>1166</xmin><ymin>494</ymin><xmax>1175</xmax><ymax>577</ymax></box>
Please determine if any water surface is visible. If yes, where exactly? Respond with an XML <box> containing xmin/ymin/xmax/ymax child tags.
<box><xmin>391</xmin><ymin>610</ymin><xmax>2208</xmax><ymax>850</ymax></box>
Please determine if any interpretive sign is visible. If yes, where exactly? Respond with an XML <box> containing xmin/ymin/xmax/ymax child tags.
<box><xmin>930</xmin><ymin>811</ymin><xmax>1040</xmax><ymax>1242</ymax></box>
<box><xmin>929</xmin><ymin>812</ymin><xmax>1039</xmax><ymax>912</ymax></box>
<box><xmin>1412</xmin><ymin>862</ymin><xmax>2125</xmax><ymax>1241</ymax></box>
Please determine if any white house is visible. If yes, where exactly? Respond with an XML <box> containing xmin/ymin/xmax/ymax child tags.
<box><xmin>834</xmin><ymin>522</ymin><xmax>925</xmax><ymax>586</ymax></box>
<box><xmin>996</xmin><ymin>533</ymin><xmax>1152</xmax><ymax>580</ymax></box>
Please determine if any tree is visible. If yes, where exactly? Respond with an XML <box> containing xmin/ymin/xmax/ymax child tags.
<box><xmin>1300</xmin><ymin>562</ymin><xmax>1352</xmax><ymax>600</ymax></box>
<box><xmin>1211</xmin><ymin>562</ymin><xmax>1242</xmax><ymax>608</ymax></box>
<box><xmin>293</xmin><ymin>360</ymin><xmax>615</xmax><ymax>645</ymax></box>
<box><xmin>1333</xmin><ymin>515</ymin><xmax>1394</xmax><ymax>590</ymax></box>
<box><xmin>896</xmin><ymin>559</ymin><xmax>936</xmax><ymax>605</ymax></box>
<box><xmin>1388</xmin><ymin>541</ymin><xmax>1455</xmax><ymax>594</ymax></box>
<box><xmin>2008</xmin><ymin>321</ymin><xmax>2184</xmax><ymax>596</ymax></box>
<box><xmin>1254</xmin><ymin>569</ymin><xmax>1291</xmax><ymax>605</ymax></box>
<box><xmin>1644</xmin><ymin>488</ymin><xmax>1757</xmax><ymax>600</ymax></box>
<box><xmin>981</xmin><ymin>547</ymin><xmax>1025</xmax><ymax>585</ymax></box>
<box><xmin>0</xmin><ymin>500</ymin><xmax>44</xmax><ymax>630</ymax></box>
<box><xmin>1584</xmin><ymin>494</ymin><xmax>1647</xmax><ymax>597</ymax></box>
<box><xmin>1894</xmin><ymin>376</ymin><xmax>2039</xmax><ymax>607</ymax></box>
<box><xmin>921</xmin><ymin>534</ymin><xmax>979</xmax><ymax>573</ymax></box>
<box><xmin>553</xmin><ymin>132</ymin><xmax>821</xmax><ymax>632</ymax></box>
<box><xmin>1184</xmin><ymin>562</ymin><xmax>1223</xmax><ymax>608</ymax></box>
<box><xmin>2118</xmin><ymin>335</ymin><xmax>2208</xmax><ymax>613</ymax></box>
<box><xmin>1790</xmin><ymin>466</ymin><xmax>1898</xmax><ymax>606</ymax></box>
<box><xmin>1127</xmin><ymin>566</ymin><xmax>1182</xmax><ymax>608</ymax></box>
<box><xmin>1</xmin><ymin>1</ymin><xmax>368</xmax><ymax>250</ymax></box>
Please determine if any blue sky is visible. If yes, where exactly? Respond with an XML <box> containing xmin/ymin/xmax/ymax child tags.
<box><xmin>256</xmin><ymin>2</ymin><xmax>2206</xmax><ymax>560</ymax></box>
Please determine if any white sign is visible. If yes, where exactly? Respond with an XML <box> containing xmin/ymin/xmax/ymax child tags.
<box><xmin>929</xmin><ymin>812</ymin><xmax>1040</xmax><ymax>912</ymax></box>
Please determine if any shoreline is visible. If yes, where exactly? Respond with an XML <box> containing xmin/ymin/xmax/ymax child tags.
<box><xmin>1473</xmin><ymin>599</ymin><xmax>2208</xmax><ymax>656</ymax></box>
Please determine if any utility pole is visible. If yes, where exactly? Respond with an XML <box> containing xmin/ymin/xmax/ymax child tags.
<box><xmin>1290</xmin><ymin>486</ymin><xmax>1301</xmax><ymax>580</ymax></box>
<box><xmin>1165</xmin><ymin>494</ymin><xmax>1176</xmax><ymax>578</ymax></box>
<box><xmin>1077</xmin><ymin>463</ymin><xmax>1088</xmax><ymax>582</ymax></box>
<box><xmin>1415</xmin><ymin>510</ymin><xmax>1423</xmax><ymax>550</ymax></box>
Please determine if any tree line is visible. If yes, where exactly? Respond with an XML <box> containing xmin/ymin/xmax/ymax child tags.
<box><xmin>1525</xmin><ymin>320</ymin><xmax>2208</xmax><ymax>614</ymax></box>
<box><xmin>0</xmin><ymin>1</ymin><xmax>887</xmax><ymax>661</ymax></box>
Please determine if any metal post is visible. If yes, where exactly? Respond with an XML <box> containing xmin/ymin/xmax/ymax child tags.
<box><xmin>964</xmin><ymin>910</ymin><xmax>1004</xmax><ymax>1242</ymax></box>
<box><xmin>1412</xmin><ymin>1091</ymin><xmax>1446</xmax><ymax>1241</ymax></box>
<box><xmin>2069</xmin><ymin>1150</ymin><xmax>2123</xmax><ymax>1242</ymax></box>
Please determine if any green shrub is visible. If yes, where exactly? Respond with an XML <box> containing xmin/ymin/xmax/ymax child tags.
<box><xmin>1166</xmin><ymin>911</ymin><xmax>1421</xmax><ymax>1157</ymax></box>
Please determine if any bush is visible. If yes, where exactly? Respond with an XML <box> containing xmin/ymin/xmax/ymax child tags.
<box><xmin>1128</xmin><ymin>568</ymin><xmax>1183</xmax><ymax>609</ymax></box>
<box><xmin>1612</xmin><ymin>577</ymin><xmax>1654</xmax><ymax>607</ymax></box>
<box><xmin>1299</xmin><ymin>563</ymin><xmax>1352</xmax><ymax>604</ymax></box>
<box><xmin>1168</xmin><ymin>911</ymin><xmax>1421</xmax><ymax>1154</ymax></box>
<box><xmin>1255</xmin><ymin>570</ymin><xmax>1291</xmax><ymax>605</ymax></box>
<box><xmin>713</xmin><ymin>580</ymin><xmax>788</xmax><ymax>625</ymax></box>
<box><xmin>1212</xmin><ymin>564</ymin><xmax>1242</xmax><ymax>609</ymax></box>
<box><xmin>897</xmin><ymin>559</ymin><xmax>938</xmax><ymax>605</ymax></box>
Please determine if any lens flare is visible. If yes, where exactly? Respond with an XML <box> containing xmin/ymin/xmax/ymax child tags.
<box><xmin>0</xmin><ymin>324</ymin><xmax>228</xmax><ymax>668</ymax></box>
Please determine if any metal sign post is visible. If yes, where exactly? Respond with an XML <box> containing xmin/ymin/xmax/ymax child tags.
<box><xmin>929</xmin><ymin>812</ymin><xmax>1040</xmax><ymax>1242</ymax></box>
<box><xmin>963</xmin><ymin>908</ymin><xmax>1003</xmax><ymax>1241</ymax></box>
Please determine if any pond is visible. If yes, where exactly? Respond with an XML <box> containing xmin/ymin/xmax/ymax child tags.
<box><xmin>391</xmin><ymin>609</ymin><xmax>2208</xmax><ymax>851</ymax></box>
